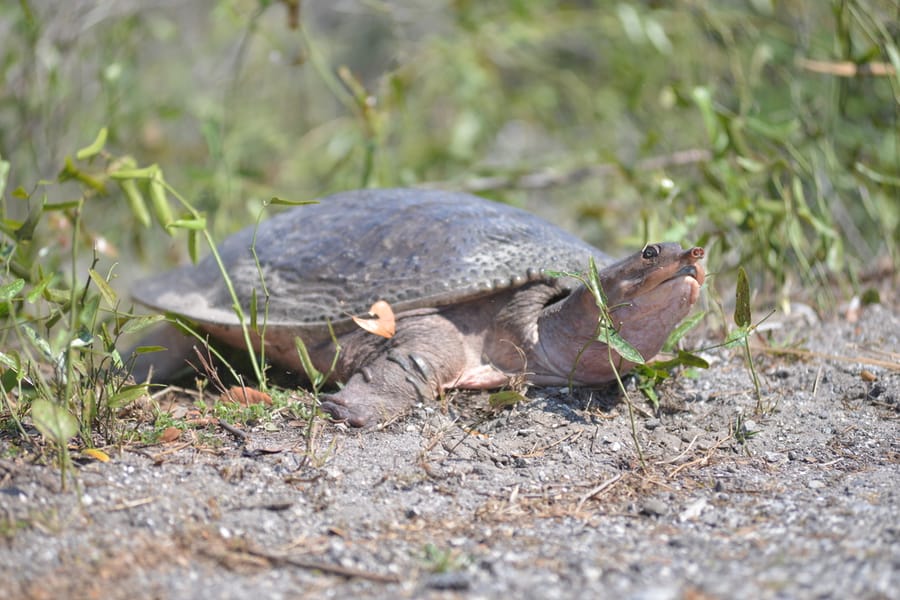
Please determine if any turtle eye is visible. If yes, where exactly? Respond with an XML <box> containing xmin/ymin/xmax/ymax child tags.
<box><xmin>642</xmin><ymin>245</ymin><xmax>660</xmax><ymax>260</ymax></box>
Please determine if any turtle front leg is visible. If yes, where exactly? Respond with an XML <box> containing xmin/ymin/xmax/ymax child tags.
<box><xmin>318</xmin><ymin>314</ymin><xmax>468</xmax><ymax>427</ymax></box>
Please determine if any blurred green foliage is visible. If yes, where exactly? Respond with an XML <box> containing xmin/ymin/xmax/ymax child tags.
<box><xmin>1</xmin><ymin>1</ymin><xmax>897</xmax><ymax>299</ymax></box>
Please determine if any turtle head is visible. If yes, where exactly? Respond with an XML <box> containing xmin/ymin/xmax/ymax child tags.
<box><xmin>598</xmin><ymin>242</ymin><xmax>705</xmax><ymax>308</ymax></box>
<box><xmin>529</xmin><ymin>242</ymin><xmax>706</xmax><ymax>386</ymax></box>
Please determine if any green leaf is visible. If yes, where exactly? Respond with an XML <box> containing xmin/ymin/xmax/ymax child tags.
<box><xmin>0</xmin><ymin>350</ymin><xmax>20</xmax><ymax>371</ymax></box>
<box><xmin>725</xmin><ymin>325</ymin><xmax>750</xmax><ymax>348</ymax></box>
<box><xmin>650</xmin><ymin>350</ymin><xmax>710</xmax><ymax>371</ymax></box>
<box><xmin>745</xmin><ymin>115</ymin><xmax>798</xmax><ymax>142</ymax></box>
<box><xmin>44</xmin><ymin>286</ymin><xmax>71</xmax><ymax>304</ymax></box>
<box><xmin>149</xmin><ymin>177</ymin><xmax>174</xmax><ymax>228</ymax></box>
<box><xmin>269</xmin><ymin>197</ymin><xmax>319</xmax><ymax>206</ymax></box>
<box><xmin>0</xmin><ymin>157</ymin><xmax>9</xmax><ymax>199</ymax></box>
<box><xmin>488</xmin><ymin>390</ymin><xmax>527</xmax><ymax>409</ymax></box>
<box><xmin>854</xmin><ymin>162</ymin><xmax>900</xmax><ymax>187</ymax></box>
<box><xmin>0</xmin><ymin>278</ymin><xmax>25</xmax><ymax>301</ymax></box>
<box><xmin>586</xmin><ymin>256</ymin><xmax>605</xmax><ymax>306</ymax></box>
<box><xmin>58</xmin><ymin>157</ymin><xmax>105</xmax><ymax>191</ymax></box>
<box><xmin>42</xmin><ymin>200</ymin><xmax>83</xmax><ymax>211</ymax></box>
<box><xmin>734</xmin><ymin>266</ymin><xmax>751</xmax><ymax>327</ymax></box>
<box><xmin>21</xmin><ymin>324</ymin><xmax>53</xmax><ymax>359</ymax></box>
<box><xmin>1</xmin><ymin>367</ymin><xmax>19</xmax><ymax>392</ymax></box>
<box><xmin>662</xmin><ymin>310</ymin><xmax>705</xmax><ymax>352</ymax></box>
<box><xmin>78</xmin><ymin>295</ymin><xmax>100</xmax><ymax>330</ymax></box>
<box><xmin>860</xmin><ymin>288</ymin><xmax>880</xmax><ymax>305</ymax></box>
<box><xmin>118</xmin><ymin>179</ymin><xmax>151</xmax><ymax>227</ymax></box>
<box><xmin>108</xmin><ymin>384</ymin><xmax>148</xmax><ymax>409</ymax></box>
<box><xmin>14</xmin><ymin>207</ymin><xmax>41</xmax><ymax>242</ymax></box>
<box><xmin>294</xmin><ymin>336</ymin><xmax>323</xmax><ymax>387</ymax></box>
<box><xmin>691</xmin><ymin>86</ymin><xmax>719</xmax><ymax>148</ymax></box>
<box><xmin>133</xmin><ymin>345</ymin><xmax>167</xmax><ymax>354</ymax></box>
<box><xmin>249</xmin><ymin>289</ymin><xmax>258</xmax><ymax>331</ymax></box>
<box><xmin>187</xmin><ymin>229</ymin><xmax>200</xmax><ymax>263</ymax></box>
<box><xmin>544</xmin><ymin>269</ymin><xmax>579</xmax><ymax>279</ymax></box>
<box><xmin>109</xmin><ymin>165</ymin><xmax>159</xmax><ymax>180</ymax></box>
<box><xmin>88</xmin><ymin>269</ymin><xmax>117</xmax><ymax>307</ymax></box>
<box><xmin>120</xmin><ymin>314</ymin><xmax>166</xmax><ymax>335</ymax></box>
<box><xmin>637</xmin><ymin>377</ymin><xmax>660</xmax><ymax>408</ymax></box>
<box><xmin>599</xmin><ymin>326</ymin><xmax>645</xmax><ymax>364</ymax></box>
<box><xmin>635</xmin><ymin>363</ymin><xmax>670</xmax><ymax>381</ymax></box>
<box><xmin>108</xmin><ymin>347</ymin><xmax>124</xmax><ymax>369</ymax></box>
<box><xmin>735</xmin><ymin>155</ymin><xmax>766</xmax><ymax>173</ymax></box>
<box><xmin>31</xmin><ymin>399</ymin><xmax>79</xmax><ymax>445</ymax></box>
<box><xmin>75</xmin><ymin>127</ymin><xmax>108</xmax><ymax>160</ymax></box>
<box><xmin>672</xmin><ymin>350</ymin><xmax>709</xmax><ymax>369</ymax></box>
<box><xmin>166</xmin><ymin>217</ymin><xmax>207</xmax><ymax>231</ymax></box>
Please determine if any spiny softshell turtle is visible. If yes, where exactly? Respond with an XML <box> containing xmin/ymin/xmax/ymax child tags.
<box><xmin>131</xmin><ymin>188</ymin><xmax>705</xmax><ymax>426</ymax></box>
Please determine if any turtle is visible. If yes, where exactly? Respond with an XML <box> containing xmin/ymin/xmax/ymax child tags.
<box><xmin>130</xmin><ymin>188</ymin><xmax>705</xmax><ymax>427</ymax></box>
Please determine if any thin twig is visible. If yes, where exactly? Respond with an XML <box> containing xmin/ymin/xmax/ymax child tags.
<box><xmin>654</xmin><ymin>434</ymin><xmax>701</xmax><ymax>466</ymax></box>
<box><xmin>513</xmin><ymin>429</ymin><xmax>583</xmax><ymax>459</ymax></box>
<box><xmin>217</xmin><ymin>418</ymin><xmax>249</xmax><ymax>442</ymax></box>
<box><xmin>667</xmin><ymin>434</ymin><xmax>733</xmax><ymax>478</ymax></box>
<box><xmin>109</xmin><ymin>497</ymin><xmax>157</xmax><ymax>511</ymax></box>
<box><xmin>754</xmin><ymin>345</ymin><xmax>900</xmax><ymax>371</ymax></box>
<box><xmin>795</xmin><ymin>57</ymin><xmax>896</xmax><ymax>77</ymax></box>
<box><xmin>574</xmin><ymin>473</ymin><xmax>624</xmax><ymax>514</ymax></box>
<box><xmin>244</xmin><ymin>547</ymin><xmax>401</xmax><ymax>583</ymax></box>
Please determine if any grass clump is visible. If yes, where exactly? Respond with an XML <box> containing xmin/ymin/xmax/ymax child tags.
<box><xmin>0</xmin><ymin>131</ymin><xmax>283</xmax><ymax>485</ymax></box>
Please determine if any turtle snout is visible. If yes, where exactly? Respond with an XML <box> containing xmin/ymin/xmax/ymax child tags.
<box><xmin>681</xmin><ymin>247</ymin><xmax>706</xmax><ymax>285</ymax></box>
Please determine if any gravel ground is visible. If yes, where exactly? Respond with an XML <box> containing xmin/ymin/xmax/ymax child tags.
<box><xmin>1</xmin><ymin>295</ymin><xmax>898</xmax><ymax>599</ymax></box>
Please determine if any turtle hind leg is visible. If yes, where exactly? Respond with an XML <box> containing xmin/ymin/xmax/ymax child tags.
<box><xmin>319</xmin><ymin>315</ymin><xmax>469</xmax><ymax>427</ymax></box>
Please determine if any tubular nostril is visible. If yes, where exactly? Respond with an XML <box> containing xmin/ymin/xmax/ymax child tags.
<box><xmin>690</xmin><ymin>247</ymin><xmax>705</xmax><ymax>260</ymax></box>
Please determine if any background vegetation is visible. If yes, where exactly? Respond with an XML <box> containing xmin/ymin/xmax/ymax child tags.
<box><xmin>0</xmin><ymin>1</ymin><xmax>897</xmax><ymax>458</ymax></box>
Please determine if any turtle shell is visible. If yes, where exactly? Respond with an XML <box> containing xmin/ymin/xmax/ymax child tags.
<box><xmin>132</xmin><ymin>188</ymin><xmax>611</xmax><ymax>333</ymax></box>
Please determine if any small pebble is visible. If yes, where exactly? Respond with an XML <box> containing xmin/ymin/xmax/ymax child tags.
<box><xmin>702</xmin><ymin>510</ymin><xmax>720</xmax><ymax>527</ymax></box>
<box><xmin>680</xmin><ymin>428</ymin><xmax>705</xmax><ymax>443</ymax></box>
<box><xmin>765</xmin><ymin>452</ymin><xmax>786</xmax><ymax>464</ymax></box>
<box><xmin>679</xmin><ymin>497</ymin><xmax>708</xmax><ymax>521</ymax></box>
<box><xmin>640</xmin><ymin>498</ymin><xmax>669</xmax><ymax>517</ymax></box>
<box><xmin>426</xmin><ymin>571</ymin><xmax>470</xmax><ymax>591</ymax></box>
<box><xmin>629</xmin><ymin>584</ymin><xmax>681</xmax><ymax>600</ymax></box>
<box><xmin>808</xmin><ymin>479</ymin><xmax>826</xmax><ymax>490</ymax></box>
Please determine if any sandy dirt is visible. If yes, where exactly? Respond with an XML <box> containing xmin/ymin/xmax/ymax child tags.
<box><xmin>1</xmin><ymin>293</ymin><xmax>898</xmax><ymax>599</ymax></box>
